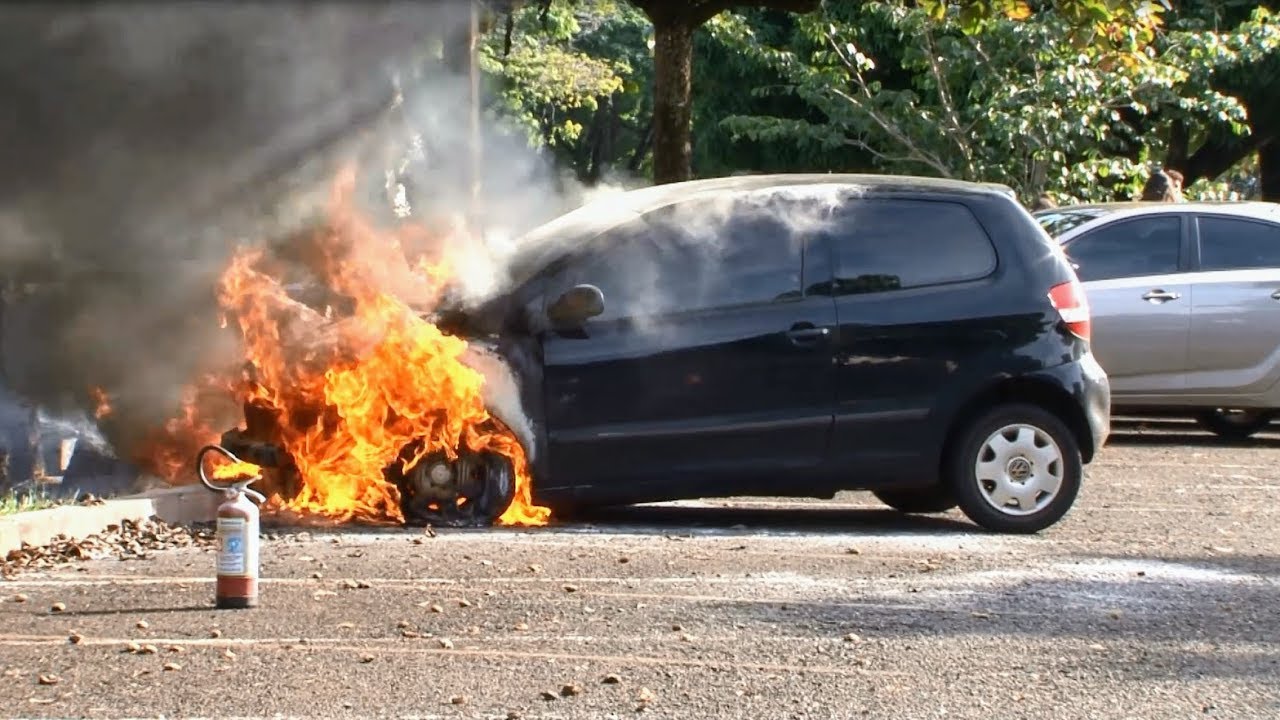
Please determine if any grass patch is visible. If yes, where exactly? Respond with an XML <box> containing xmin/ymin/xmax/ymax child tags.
<box><xmin>0</xmin><ymin>487</ymin><xmax>64</xmax><ymax>516</ymax></box>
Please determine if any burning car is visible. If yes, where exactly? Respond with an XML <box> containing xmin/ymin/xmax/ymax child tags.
<box><xmin>201</xmin><ymin>171</ymin><xmax>1108</xmax><ymax>534</ymax></box>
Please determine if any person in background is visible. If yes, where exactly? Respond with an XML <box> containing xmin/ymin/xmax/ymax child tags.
<box><xmin>1141</xmin><ymin>168</ymin><xmax>1184</xmax><ymax>202</ymax></box>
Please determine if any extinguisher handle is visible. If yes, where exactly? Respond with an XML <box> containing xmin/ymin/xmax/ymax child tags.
<box><xmin>197</xmin><ymin>444</ymin><xmax>263</xmax><ymax>499</ymax></box>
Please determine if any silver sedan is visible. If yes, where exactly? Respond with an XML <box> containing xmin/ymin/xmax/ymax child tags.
<box><xmin>1036</xmin><ymin>201</ymin><xmax>1280</xmax><ymax>439</ymax></box>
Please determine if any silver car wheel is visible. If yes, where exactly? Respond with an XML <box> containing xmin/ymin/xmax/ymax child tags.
<box><xmin>974</xmin><ymin>423</ymin><xmax>1064</xmax><ymax>517</ymax></box>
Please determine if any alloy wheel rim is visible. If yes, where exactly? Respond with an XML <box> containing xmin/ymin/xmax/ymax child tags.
<box><xmin>974</xmin><ymin>423</ymin><xmax>1064</xmax><ymax>517</ymax></box>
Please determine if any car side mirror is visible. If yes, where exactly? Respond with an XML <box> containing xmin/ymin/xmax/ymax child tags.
<box><xmin>547</xmin><ymin>284</ymin><xmax>605</xmax><ymax>328</ymax></box>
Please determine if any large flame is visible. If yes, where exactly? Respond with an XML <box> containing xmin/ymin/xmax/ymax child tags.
<box><xmin>110</xmin><ymin>167</ymin><xmax>549</xmax><ymax>527</ymax></box>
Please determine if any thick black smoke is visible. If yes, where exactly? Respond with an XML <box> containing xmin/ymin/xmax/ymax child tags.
<box><xmin>0</xmin><ymin>2</ymin><xmax>473</xmax><ymax>458</ymax></box>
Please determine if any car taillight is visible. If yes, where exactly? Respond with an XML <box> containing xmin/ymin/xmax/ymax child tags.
<box><xmin>1048</xmin><ymin>279</ymin><xmax>1091</xmax><ymax>342</ymax></box>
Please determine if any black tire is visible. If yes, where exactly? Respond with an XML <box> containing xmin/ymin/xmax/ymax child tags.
<box><xmin>948</xmin><ymin>403</ymin><xmax>1083</xmax><ymax>534</ymax></box>
<box><xmin>1194</xmin><ymin>409</ymin><xmax>1276</xmax><ymax>440</ymax></box>
<box><xmin>872</xmin><ymin>487</ymin><xmax>958</xmax><ymax>514</ymax></box>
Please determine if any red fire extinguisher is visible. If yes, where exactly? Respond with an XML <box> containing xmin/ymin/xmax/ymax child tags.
<box><xmin>198</xmin><ymin>445</ymin><xmax>266</xmax><ymax>609</ymax></box>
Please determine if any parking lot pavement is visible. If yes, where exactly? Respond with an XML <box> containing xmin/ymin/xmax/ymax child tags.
<box><xmin>2</xmin><ymin>418</ymin><xmax>1279</xmax><ymax>719</ymax></box>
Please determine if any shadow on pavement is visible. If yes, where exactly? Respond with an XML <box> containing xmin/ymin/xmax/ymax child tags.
<box><xmin>711</xmin><ymin>551</ymin><xmax>1280</xmax><ymax>681</ymax></box>
<box><xmin>562</xmin><ymin>504</ymin><xmax>978</xmax><ymax>536</ymax></box>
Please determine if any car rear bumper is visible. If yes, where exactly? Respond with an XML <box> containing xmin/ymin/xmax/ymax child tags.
<box><xmin>1035</xmin><ymin>351</ymin><xmax>1110</xmax><ymax>462</ymax></box>
<box><xmin>1079</xmin><ymin>351</ymin><xmax>1112</xmax><ymax>457</ymax></box>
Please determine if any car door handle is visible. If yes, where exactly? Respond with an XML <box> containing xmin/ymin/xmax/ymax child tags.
<box><xmin>1141</xmin><ymin>289</ymin><xmax>1181</xmax><ymax>303</ymax></box>
<box><xmin>1271</xmin><ymin>289</ymin><xmax>1280</xmax><ymax>300</ymax></box>
<box><xmin>786</xmin><ymin>324</ymin><xmax>831</xmax><ymax>345</ymax></box>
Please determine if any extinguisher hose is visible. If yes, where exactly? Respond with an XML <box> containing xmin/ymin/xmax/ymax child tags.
<box><xmin>197</xmin><ymin>444</ymin><xmax>249</xmax><ymax>494</ymax></box>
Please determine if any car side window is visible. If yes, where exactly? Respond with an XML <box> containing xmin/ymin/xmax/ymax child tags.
<box><xmin>1065</xmin><ymin>216</ymin><xmax>1181</xmax><ymax>282</ymax></box>
<box><xmin>823</xmin><ymin>198</ymin><xmax>997</xmax><ymax>296</ymax></box>
<box><xmin>1198</xmin><ymin>216</ymin><xmax>1280</xmax><ymax>271</ymax></box>
<box><xmin>546</xmin><ymin>196</ymin><xmax>804</xmax><ymax>321</ymax></box>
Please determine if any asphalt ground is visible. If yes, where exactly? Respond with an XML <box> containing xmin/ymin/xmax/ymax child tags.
<box><xmin>2</xmin><ymin>417</ymin><xmax>1279</xmax><ymax>719</ymax></box>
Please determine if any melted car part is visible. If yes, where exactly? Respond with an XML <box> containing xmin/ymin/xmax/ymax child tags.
<box><xmin>388</xmin><ymin>446</ymin><xmax>516</xmax><ymax>528</ymax></box>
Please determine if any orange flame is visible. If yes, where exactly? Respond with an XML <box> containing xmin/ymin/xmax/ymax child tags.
<box><xmin>89</xmin><ymin>387</ymin><xmax>112</xmax><ymax>420</ymax></box>
<box><xmin>207</xmin><ymin>167</ymin><xmax>549</xmax><ymax>526</ymax></box>
<box><xmin>209</xmin><ymin>459</ymin><xmax>263</xmax><ymax>482</ymax></box>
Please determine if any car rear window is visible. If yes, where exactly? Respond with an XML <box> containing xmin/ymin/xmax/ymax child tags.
<box><xmin>824</xmin><ymin>198</ymin><xmax>997</xmax><ymax>295</ymax></box>
<box><xmin>1198</xmin><ymin>216</ymin><xmax>1280</xmax><ymax>271</ymax></box>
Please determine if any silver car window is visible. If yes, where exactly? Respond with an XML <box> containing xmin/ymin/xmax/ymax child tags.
<box><xmin>1065</xmin><ymin>216</ymin><xmax>1181</xmax><ymax>282</ymax></box>
<box><xmin>1198</xmin><ymin>216</ymin><xmax>1280</xmax><ymax>271</ymax></box>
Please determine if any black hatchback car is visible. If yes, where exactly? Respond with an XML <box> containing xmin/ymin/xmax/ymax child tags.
<box><xmin>425</xmin><ymin>174</ymin><xmax>1111</xmax><ymax>534</ymax></box>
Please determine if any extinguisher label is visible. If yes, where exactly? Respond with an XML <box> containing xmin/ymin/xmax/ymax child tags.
<box><xmin>217</xmin><ymin>517</ymin><xmax>248</xmax><ymax>576</ymax></box>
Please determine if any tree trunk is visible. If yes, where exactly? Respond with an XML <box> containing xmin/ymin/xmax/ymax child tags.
<box><xmin>650</xmin><ymin>17</ymin><xmax>695</xmax><ymax>184</ymax></box>
<box><xmin>1260</xmin><ymin>139</ymin><xmax>1280</xmax><ymax>201</ymax></box>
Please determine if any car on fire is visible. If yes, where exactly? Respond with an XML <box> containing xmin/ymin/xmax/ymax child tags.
<box><xmin>405</xmin><ymin>173</ymin><xmax>1110</xmax><ymax>534</ymax></box>
<box><xmin>1035</xmin><ymin>201</ymin><xmax>1280</xmax><ymax>439</ymax></box>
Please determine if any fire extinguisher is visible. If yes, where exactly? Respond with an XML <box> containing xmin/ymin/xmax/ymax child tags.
<box><xmin>198</xmin><ymin>445</ymin><xmax>266</xmax><ymax>609</ymax></box>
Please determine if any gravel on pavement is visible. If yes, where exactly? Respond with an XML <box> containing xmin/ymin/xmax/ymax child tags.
<box><xmin>1</xmin><ymin>418</ymin><xmax>1278</xmax><ymax>719</ymax></box>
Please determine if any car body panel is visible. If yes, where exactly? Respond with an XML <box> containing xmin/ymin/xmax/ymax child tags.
<box><xmin>455</xmin><ymin>174</ymin><xmax>1112</xmax><ymax>510</ymax></box>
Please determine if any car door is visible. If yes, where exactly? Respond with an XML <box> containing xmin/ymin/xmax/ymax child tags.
<box><xmin>538</xmin><ymin>193</ymin><xmax>838</xmax><ymax>499</ymax></box>
<box><xmin>1184</xmin><ymin>214</ymin><xmax>1280</xmax><ymax>395</ymax></box>
<box><xmin>1063</xmin><ymin>214</ymin><xmax>1191</xmax><ymax>394</ymax></box>
<box><xmin>817</xmin><ymin>196</ymin><xmax>1004</xmax><ymax>482</ymax></box>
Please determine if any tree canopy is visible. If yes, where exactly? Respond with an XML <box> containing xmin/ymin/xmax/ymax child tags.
<box><xmin>474</xmin><ymin>0</ymin><xmax>1280</xmax><ymax>201</ymax></box>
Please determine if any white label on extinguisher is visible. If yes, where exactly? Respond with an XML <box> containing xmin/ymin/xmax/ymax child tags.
<box><xmin>217</xmin><ymin>517</ymin><xmax>252</xmax><ymax>577</ymax></box>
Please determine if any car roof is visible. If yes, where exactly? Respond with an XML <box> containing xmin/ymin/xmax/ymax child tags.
<box><xmin>507</xmin><ymin>173</ymin><xmax>1012</xmax><ymax>283</ymax></box>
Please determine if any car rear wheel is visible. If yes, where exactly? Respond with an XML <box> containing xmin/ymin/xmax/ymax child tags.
<box><xmin>1195</xmin><ymin>409</ymin><xmax>1276</xmax><ymax>440</ymax></box>
<box><xmin>948</xmin><ymin>404</ymin><xmax>1082</xmax><ymax>534</ymax></box>
<box><xmin>872</xmin><ymin>488</ymin><xmax>957</xmax><ymax>514</ymax></box>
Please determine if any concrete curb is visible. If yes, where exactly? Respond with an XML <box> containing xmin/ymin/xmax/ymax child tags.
<box><xmin>1</xmin><ymin>484</ymin><xmax>220</xmax><ymax>557</ymax></box>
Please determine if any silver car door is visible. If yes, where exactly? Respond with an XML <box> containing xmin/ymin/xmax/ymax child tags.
<box><xmin>1063</xmin><ymin>214</ymin><xmax>1190</xmax><ymax>395</ymax></box>
<box><xmin>1185</xmin><ymin>214</ymin><xmax>1280</xmax><ymax>395</ymax></box>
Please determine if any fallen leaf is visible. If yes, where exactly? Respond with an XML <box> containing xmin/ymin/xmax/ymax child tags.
<box><xmin>68</xmin><ymin>632</ymin><xmax>83</xmax><ymax>645</ymax></box>
<box><xmin>671</xmin><ymin>624</ymin><xmax>684</xmax><ymax>632</ymax></box>
<box><xmin>845</xmin><ymin>548</ymin><xmax>861</xmax><ymax>555</ymax></box>
<box><xmin>843</xmin><ymin>633</ymin><xmax>862</xmax><ymax>643</ymax></box>
<box><xmin>483</xmin><ymin>590</ymin><xmax>496</xmax><ymax>597</ymax></box>
<box><xmin>430</xmin><ymin>604</ymin><xmax>444</xmax><ymax>614</ymax></box>
<box><xmin>396</xmin><ymin>620</ymin><xmax>411</xmax><ymax>629</ymax></box>
<box><xmin>514</xmin><ymin>622</ymin><xmax>530</xmax><ymax>631</ymax></box>
<box><xmin>563</xmin><ymin>585</ymin><xmax>579</xmax><ymax>593</ymax></box>
<box><xmin>560</xmin><ymin>683</ymin><xmax>583</xmax><ymax>697</ymax></box>
<box><xmin>458</xmin><ymin>599</ymin><xmax>472</xmax><ymax>608</ymax></box>
<box><xmin>679</xmin><ymin>633</ymin><xmax>694</xmax><ymax>642</ymax></box>
<box><xmin>37</xmin><ymin>674</ymin><xmax>60</xmax><ymax>686</ymax></box>
<box><xmin>124</xmin><ymin>641</ymin><xmax>142</xmax><ymax>654</ymax></box>
<box><xmin>638</xmin><ymin>687</ymin><xmax>656</xmax><ymax>703</ymax></box>
<box><xmin>506</xmin><ymin>712</ymin><xmax>524</xmax><ymax>719</ymax></box>
<box><xmin>11</xmin><ymin>593</ymin><xmax>29</xmax><ymax>603</ymax></box>
<box><xmin>162</xmin><ymin>662</ymin><xmax>182</xmax><ymax>672</ymax></box>
<box><xmin>135</xmin><ymin>620</ymin><xmax>150</xmax><ymax>630</ymax></box>
<box><xmin>359</xmin><ymin>654</ymin><xmax>375</xmax><ymax>663</ymax></box>
<box><xmin>450</xmin><ymin>696</ymin><xmax>468</xmax><ymax>705</ymax></box>
<box><xmin>438</xmin><ymin>638</ymin><xmax>454</xmax><ymax>650</ymax></box>
<box><xmin>479</xmin><ymin>559</ymin><xmax>493</xmax><ymax>566</ymax></box>
<box><xmin>50</xmin><ymin>602</ymin><xmax>66</xmax><ymax>613</ymax></box>
<box><xmin>310</xmin><ymin>572</ymin><xmax>323</xmax><ymax>580</ymax></box>
<box><xmin>602</xmin><ymin>674</ymin><xmax>622</xmax><ymax>684</ymax></box>
<box><xmin>540</xmin><ymin>691</ymin><xmax>558</xmax><ymax>701</ymax></box>
<box><xmin>340</xmin><ymin>579</ymin><xmax>359</xmax><ymax>589</ymax></box>
<box><xmin>209</xmin><ymin>629</ymin><xmax>223</xmax><ymax>638</ymax></box>
<box><xmin>401</xmin><ymin>630</ymin><xmax>421</xmax><ymax>639</ymax></box>
<box><xmin>1108</xmin><ymin>609</ymin><xmax>1123</xmax><ymax>620</ymax></box>
<box><xmin>140</xmin><ymin>644</ymin><xmax>158</xmax><ymax>655</ymax></box>
<box><xmin>970</xmin><ymin>611</ymin><xmax>992</xmax><ymax>620</ymax></box>
<box><xmin>166</xmin><ymin>645</ymin><xmax>185</xmax><ymax>654</ymax></box>
<box><xmin>356</xmin><ymin>580</ymin><xmax>372</xmax><ymax>589</ymax></box>
<box><xmin>223</xmin><ymin>649</ymin><xmax>237</xmax><ymax>661</ymax></box>
<box><xmin>337</xmin><ymin>622</ymin><xmax>356</xmax><ymax>630</ymax></box>
<box><xmin>527</xmin><ymin>564</ymin><xmax>542</xmax><ymax>573</ymax></box>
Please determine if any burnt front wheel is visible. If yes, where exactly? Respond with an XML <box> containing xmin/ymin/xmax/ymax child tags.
<box><xmin>948</xmin><ymin>404</ymin><xmax>1082</xmax><ymax>534</ymax></box>
<box><xmin>389</xmin><ymin>447</ymin><xmax>515</xmax><ymax>528</ymax></box>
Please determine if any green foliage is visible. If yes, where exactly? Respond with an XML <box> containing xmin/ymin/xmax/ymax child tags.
<box><xmin>719</xmin><ymin>2</ymin><xmax>1280</xmax><ymax>203</ymax></box>
<box><xmin>479</xmin><ymin>2</ymin><xmax>629</xmax><ymax>148</ymax></box>
<box><xmin>479</xmin><ymin>0</ymin><xmax>654</xmax><ymax>180</ymax></box>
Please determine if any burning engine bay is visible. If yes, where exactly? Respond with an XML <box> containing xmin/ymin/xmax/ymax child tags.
<box><xmin>183</xmin><ymin>167</ymin><xmax>549</xmax><ymax>529</ymax></box>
